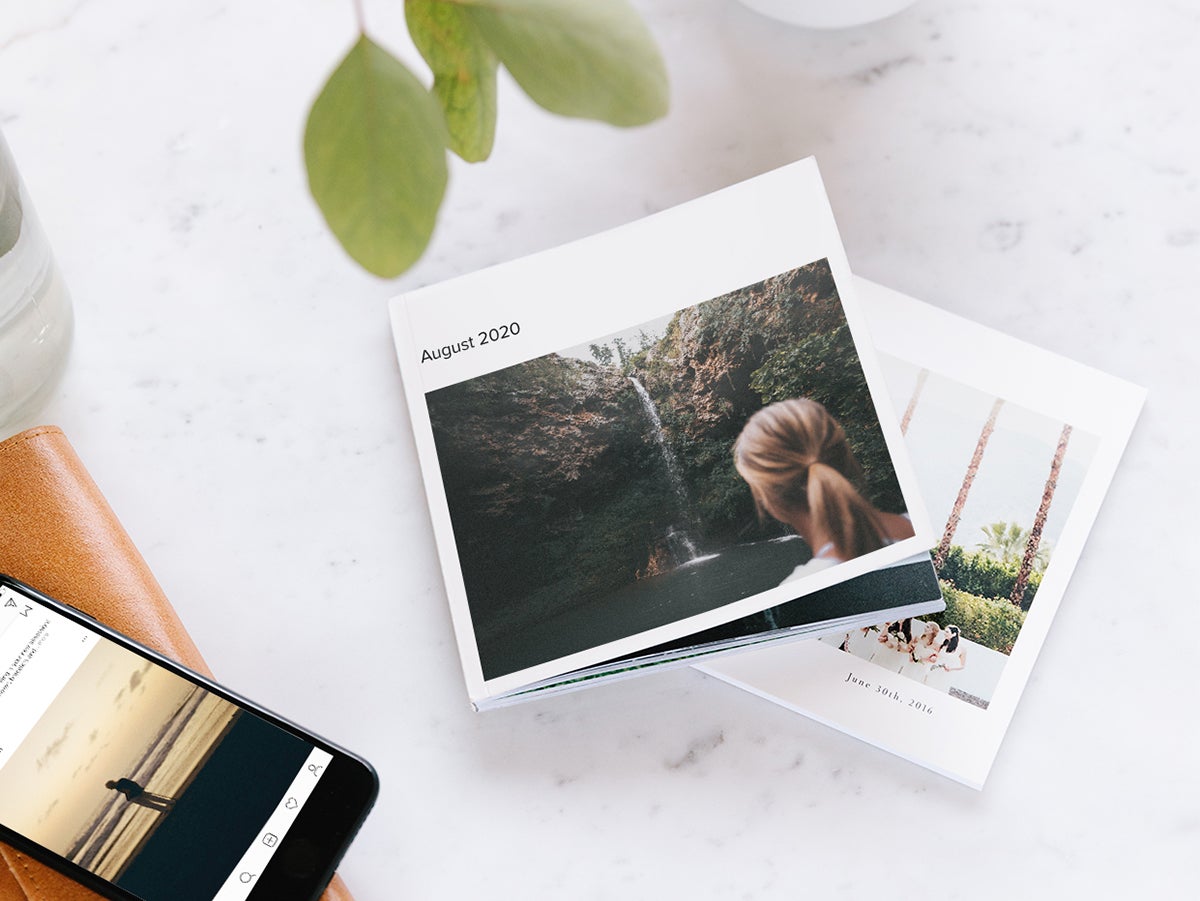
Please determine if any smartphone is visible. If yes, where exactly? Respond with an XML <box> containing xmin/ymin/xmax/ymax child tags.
<box><xmin>0</xmin><ymin>574</ymin><xmax>377</xmax><ymax>901</ymax></box>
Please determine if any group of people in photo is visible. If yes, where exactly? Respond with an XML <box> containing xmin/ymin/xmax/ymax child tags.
<box><xmin>836</xmin><ymin>618</ymin><xmax>968</xmax><ymax>683</ymax></box>
<box><xmin>885</xmin><ymin>618</ymin><xmax>965</xmax><ymax>671</ymax></box>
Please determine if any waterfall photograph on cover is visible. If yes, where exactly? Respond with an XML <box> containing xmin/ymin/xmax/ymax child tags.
<box><xmin>426</xmin><ymin>259</ymin><xmax>909</xmax><ymax>680</ymax></box>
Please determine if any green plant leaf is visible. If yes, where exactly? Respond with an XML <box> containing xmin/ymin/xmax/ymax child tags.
<box><xmin>304</xmin><ymin>34</ymin><xmax>449</xmax><ymax>277</ymax></box>
<box><xmin>460</xmin><ymin>0</ymin><xmax>669</xmax><ymax>126</ymax></box>
<box><xmin>406</xmin><ymin>0</ymin><xmax>499</xmax><ymax>162</ymax></box>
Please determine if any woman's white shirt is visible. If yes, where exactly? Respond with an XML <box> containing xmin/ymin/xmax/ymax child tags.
<box><xmin>779</xmin><ymin>554</ymin><xmax>839</xmax><ymax>584</ymax></box>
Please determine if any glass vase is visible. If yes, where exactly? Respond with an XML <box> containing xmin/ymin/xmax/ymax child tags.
<box><xmin>737</xmin><ymin>0</ymin><xmax>918</xmax><ymax>28</ymax></box>
<box><xmin>0</xmin><ymin>129</ymin><xmax>73</xmax><ymax>436</ymax></box>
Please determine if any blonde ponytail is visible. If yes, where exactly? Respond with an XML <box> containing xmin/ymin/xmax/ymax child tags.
<box><xmin>805</xmin><ymin>461</ymin><xmax>886</xmax><ymax>559</ymax></box>
<box><xmin>734</xmin><ymin>398</ymin><xmax>887</xmax><ymax>560</ymax></box>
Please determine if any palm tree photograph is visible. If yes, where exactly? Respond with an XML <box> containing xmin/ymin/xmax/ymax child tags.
<box><xmin>825</xmin><ymin>356</ymin><xmax>1099</xmax><ymax>708</ymax></box>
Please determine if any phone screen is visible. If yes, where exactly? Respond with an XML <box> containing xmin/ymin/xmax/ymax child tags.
<box><xmin>0</xmin><ymin>582</ymin><xmax>370</xmax><ymax>901</ymax></box>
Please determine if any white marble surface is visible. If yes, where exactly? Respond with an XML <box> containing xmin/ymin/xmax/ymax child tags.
<box><xmin>1</xmin><ymin>0</ymin><xmax>1195</xmax><ymax>896</ymax></box>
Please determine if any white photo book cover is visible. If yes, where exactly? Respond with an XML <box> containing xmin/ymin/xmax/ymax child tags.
<box><xmin>389</xmin><ymin>161</ymin><xmax>937</xmax><ymax>709</ymax></box>
<box><xmin>700</xmin><ymin>279</ymin><xmax>1146</xmax><ymax>788</ymax></box>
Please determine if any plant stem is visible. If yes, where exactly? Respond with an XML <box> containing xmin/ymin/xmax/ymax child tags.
<box><xmin>352</xmin><ymin>0</ymin><xmax>367</xmax><ymax>33</ymax></box>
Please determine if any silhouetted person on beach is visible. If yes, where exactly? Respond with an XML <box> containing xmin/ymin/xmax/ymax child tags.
<box><xmin>106</xmin><ymin>778</ymin><xmax>176</xmax><ymax>812</ymax></box>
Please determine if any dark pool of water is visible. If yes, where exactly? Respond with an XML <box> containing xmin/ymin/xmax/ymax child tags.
<box><xmin>480</xmin><ymin>537</ymin><xmax>810</xmax><ymax>680</ymax></box>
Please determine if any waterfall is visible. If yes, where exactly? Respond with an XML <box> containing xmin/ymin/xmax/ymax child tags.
<box><xmin>629</xmin><ymin>377</ymin><xmax>701</xmax><ymax>564</ymax></box>
<box><xmin>665</xmin><ymin>526</ymin><xmax>699</xmax><ymax>563</ymax></box>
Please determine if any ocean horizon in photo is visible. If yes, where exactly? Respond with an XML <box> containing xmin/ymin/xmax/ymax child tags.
<box><xmin>69</xmin><ymin>687</ymin><xmax>240</xmax><ymax>879</ymax></box>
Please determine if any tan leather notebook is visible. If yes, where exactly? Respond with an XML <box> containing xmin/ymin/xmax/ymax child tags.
<box><xmin>0</xmin><ymin>426</ymin><xmax>354</xmax><ymax>901</ymax></box>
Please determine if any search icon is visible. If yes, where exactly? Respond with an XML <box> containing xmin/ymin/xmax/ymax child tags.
<box><xmin>239</xmin><ymin>872</ymin><xmax>256</xmax><ymax>884</ymax></box>
<box><xmin>307</xmin><ymin>763</ymin><xmax>324</xmax><ymax>776</ymax></box>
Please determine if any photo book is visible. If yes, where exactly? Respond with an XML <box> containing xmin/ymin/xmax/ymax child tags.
<box><xmin>389</xmin><ymin>160</ymin><xmax>940</xmax><ymax>709</ymax></box>
<box><xmin>700</xmin><ymin>279</ymin><xmax>1145</xmax><ymax>788</ymax></box>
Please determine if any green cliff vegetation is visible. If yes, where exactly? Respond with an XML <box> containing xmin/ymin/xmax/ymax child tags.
<box><xmin>428</xmin><ymin>354</ymin><xmax>674</xmax><ymax>640</ymax></box>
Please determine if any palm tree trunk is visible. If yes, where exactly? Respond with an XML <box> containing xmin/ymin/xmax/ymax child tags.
<box><xmin>1011</xmin><ymin>424</ymin><xmax>1072</xmax><ymax>606</ymax></box>
<box><xmin>900</xmin><ymin>368</ymin><xmax>929</xmax><ymax>435</ymax></box>
<box><xmin>935</xmin><ymin>398</ymin><xmax>1004</xmax><ymax>568</ymax></box>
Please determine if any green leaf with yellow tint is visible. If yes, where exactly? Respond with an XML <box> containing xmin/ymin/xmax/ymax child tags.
<box><xmin>406</xmin><ymin>0</ymin><xmax>499</xmax><ymax>162</ymax></box>
<box><xmin>304</xmin><ymin>35</ymin><xmax>449</xmax><ymax>277</ymax></box>
<box><xmin>460</xmin><ymin>0</ymin><xmax>669</xmax><ymax>126</ymax></box>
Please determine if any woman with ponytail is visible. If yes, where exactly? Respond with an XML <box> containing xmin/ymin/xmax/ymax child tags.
<box><xmin>733</xmin><ymin>398</ymin><xmax>914</xmax><ymax>583</ymax></box>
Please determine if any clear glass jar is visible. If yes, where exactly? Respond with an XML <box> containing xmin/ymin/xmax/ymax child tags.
<box><xmin>0</xmin><ymin>129</ymin><xmax>73</xmax><ymax>435</ymax></box>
